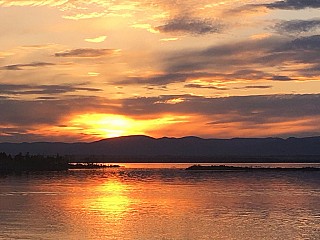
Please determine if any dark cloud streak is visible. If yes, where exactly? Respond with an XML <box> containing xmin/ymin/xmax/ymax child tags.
<box><xmin>274</xmin><ymin>19</ymin><xmax>320</xmax><ymax>34</ymax></box>
<box><xmin>184</xmin><ymin>83</ymin><xmax>228</xmax><ymax>90</ymax></box>
<box><xmin>120</xmin><ymin>72</ymin><xmax>215</xmax><ymax>86</ymax></box>
<box><xmin>1</xmin><ymin>62</ymin><xmax>55</xmax><ymax>71</ymax></box>
<box><xmin>243</xmin><ymin>85</ymin><xmax>273</xmax><ymax>89</ymax></box>
<box><xmin>156</xmin><ymin>16</ymin><xmax>223</xmax><ymax>35</ymax></box>
<box><xmin>55</xmin><ymin>48</ymin><xmax>116</xmax><ymax>57</ymax></box>
<box><xmin>0</xmin><ymin>84</ymin><xmax>102</xmax><ymax>95</ymax></box>
<box><xmin>229</xmin><ymin>1</ymin><xmax>320</xmax><ymax>16</ymax></box>
<box><xmin>265</xmin><ymin>0</ymin><xmax>320</xmax><ymax>10</ymax></box>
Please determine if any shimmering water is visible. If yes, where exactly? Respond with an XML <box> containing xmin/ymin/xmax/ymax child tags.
<box><xmin>0</xmin><ymin>165</ymin><xmax>319</xmax><ymax>239</ymax></box>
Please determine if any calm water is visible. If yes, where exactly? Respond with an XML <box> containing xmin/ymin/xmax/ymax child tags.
<box><xmin>0</xmin><ymin>164</ymin><xmax>319</xmax><ymax>240</ymax></box>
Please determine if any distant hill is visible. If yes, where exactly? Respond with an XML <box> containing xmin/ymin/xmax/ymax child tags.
<box><xmin>0</xmin><ymin>135</ymin><xmax>320</xmax><ymax>162</ymax></box>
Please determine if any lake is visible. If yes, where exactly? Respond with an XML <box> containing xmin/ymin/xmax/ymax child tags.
<box><xmin>1</xmin><ymin>164</ymin><xmax>319</xmax><ymax>239</ymax></box>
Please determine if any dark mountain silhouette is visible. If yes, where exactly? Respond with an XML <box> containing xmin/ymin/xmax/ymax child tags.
<box><xmin>0</xmin><ymin>135</ymin><xmax>320</xmax><ymax>163</ymax></box>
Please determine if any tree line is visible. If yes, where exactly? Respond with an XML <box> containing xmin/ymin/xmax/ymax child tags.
<box><xmin>0</xmin><ymin>152</ymin><xmax>69</xmax><ymax>173</ymax></box>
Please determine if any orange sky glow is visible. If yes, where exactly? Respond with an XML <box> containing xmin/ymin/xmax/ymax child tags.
<box><xmin>0</xmin><ymin>0</ymin><xmax>320</xmax><ymax>142</ymax></box>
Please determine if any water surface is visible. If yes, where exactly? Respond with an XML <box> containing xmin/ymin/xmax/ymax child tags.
<box><xmin>1</xmin><ymin>165</ymin><xmax>319</xmax><ymax>239</ymax></box>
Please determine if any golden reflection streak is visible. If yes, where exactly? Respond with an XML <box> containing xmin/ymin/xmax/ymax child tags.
<box><xmin>90</xmin><ymin>179</ymin><xmax>131</xmax><ymax>217</ymax></box>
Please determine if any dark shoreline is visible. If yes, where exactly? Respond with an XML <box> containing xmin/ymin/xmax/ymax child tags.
<box><xmin>0</xmin><ymin>153</ymin><xmax>122</xmax><ymax>175</ymax></box>
<box><xmin>1</xmin><ymin>153</ymin><xmax>320</xmax><ymax>175</ymax></box>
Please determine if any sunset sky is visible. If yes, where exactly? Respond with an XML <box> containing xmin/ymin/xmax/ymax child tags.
<box><xmin>1</xmin><ymin>0</ymin><xmax>320</xmax><ymax>142</ymax></box>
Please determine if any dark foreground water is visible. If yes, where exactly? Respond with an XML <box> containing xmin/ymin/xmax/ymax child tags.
<box><xmin>0</xmin><ymin>164</ymin><xmax>319</xmax><ymax>239</ymax></box>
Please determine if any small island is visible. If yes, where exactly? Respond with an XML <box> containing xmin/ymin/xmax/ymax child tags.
<box><xmin>185</xmin><ymin>165</ymin><xmax>320</xmax><ymax>171</ymax></box>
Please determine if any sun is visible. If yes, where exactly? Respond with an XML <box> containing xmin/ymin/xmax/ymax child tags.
<box><xmin>69</xmin><ymin>114</ymin><xmax>140</xmax><ymax>138</ymax></box>
<box><xmin>67</xmin><ymin>113</ymin><xmax>188</xmax><ymax>139</ymax></box>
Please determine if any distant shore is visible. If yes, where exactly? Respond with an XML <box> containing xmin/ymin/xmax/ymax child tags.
<box><xmin>1</xmin><ymin>152</ymin><xmax>320</xmax><ymax>175</ymax></box>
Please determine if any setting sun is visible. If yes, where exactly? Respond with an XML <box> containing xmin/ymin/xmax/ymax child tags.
<box><xmin>68</xmin><ymin>113</ymin><xmax>188</xmax><ymax>138</ymax></box>
<box><xmin>71</xmin><ymin>114</ymin><xmax>135</xmax><ymax>138</ymax></box>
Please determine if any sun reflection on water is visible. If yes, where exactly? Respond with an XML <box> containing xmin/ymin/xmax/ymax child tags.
<box><xmin>89</xmin><ymin>179</ymin><xmax>132</xmax><ymax>218</ymax></box>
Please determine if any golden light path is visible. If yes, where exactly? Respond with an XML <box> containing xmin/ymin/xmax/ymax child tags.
<box><xmin>69</xmin><ymin>113</ymin><xmax>189</xmax><ymax>138</ymax></box>
<box><xmin>91</xmin><ymin>179</ymin><xmax>131</xmax><ymax>217</ymax></box>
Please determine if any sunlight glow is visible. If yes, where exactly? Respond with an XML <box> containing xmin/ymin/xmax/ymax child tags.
<box><xmin>69</xmin><ymin>113</ymin><xmax>188</xmax><ymax>138</ymax></box>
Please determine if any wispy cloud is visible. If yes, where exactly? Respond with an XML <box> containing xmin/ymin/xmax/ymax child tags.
<box><xmin>243</xmin><ymin>85</ymin><xmax>273</xmax><ymax>89</ymax></box>
<box><xmin>1</xmin><ymin>62</ymin><xmax>55</xmax><ymax>71</ymax></box>
<box><xmin>270</xmin><ymin>75</ymin><xmax>295</xmax><ymax>81</ymax></box>
<box><xmin>274</xmin><ymin>19</ymin><xmax>320</xmax><ymax>34</ymax></box>
<box><xmin>0</xmin><ymin>0</ymin><xmax>68</xmax><ymax>7</ymax></box>
<box><xmin>164</xmin><ymin>35</ymin><xmax>320</xmax><ymax>80</ymax></box>
<box><xmin>156</xmin><ymin>16</ymin><xmax>223</xmax><ymax>35</ymax></box>
<box><xmin>265</xmin><ymin>0</ymin><xmax>320</xmax><ymax>10</ymax></box>
<box><xmin>120</xmin><ymin>72</ymin><xmax>216</xmax><ymax>86</ymax></box>
<box><xmin>0</xmin><ymin>84</ymin><xmax>102</xmax><ymax>96</ymax></box>
<box><xmin>229</xmin><ymin>0</ymin><xmax>320</xmax><ymax>15</ymax></box>
<box><xmin>55</xmin><ymin>48</ymin><xmax>117</xmax><ymax>57</ymax></box>
<box><xmin>184</xmin><ymin>83</ymin><xmax>228</xmax><ymax>90</ymax></box>
<box><xmin>63</xmin><ymin>12</ymin><xmax>105</xmax><ymax>20</ymax></box>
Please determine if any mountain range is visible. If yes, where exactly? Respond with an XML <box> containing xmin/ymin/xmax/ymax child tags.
<box><xmin>0</xmin><ymin>135</ymin><xmax>320</xmax><ymax>162</ymax></box>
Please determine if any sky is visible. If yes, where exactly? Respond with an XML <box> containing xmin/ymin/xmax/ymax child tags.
<box><xmin>0</xmin><ymin>0</ymin><xmax>320</xmax><ymax>142</ymax></box>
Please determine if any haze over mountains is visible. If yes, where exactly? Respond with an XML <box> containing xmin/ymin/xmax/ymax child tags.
<box><xmin>0</xmin><ymin>136</ymin><xmax>320</xmax><ymax>162</ymax></box>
